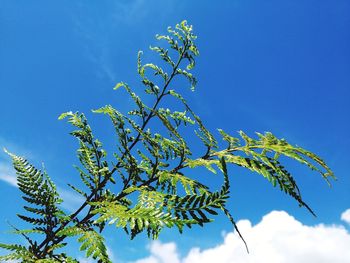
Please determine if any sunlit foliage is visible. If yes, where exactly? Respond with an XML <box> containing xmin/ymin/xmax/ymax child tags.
<box><xmin>0</xmin><ymin>21</ymin><xmax>334</xmax><ymax>262</ymax></box>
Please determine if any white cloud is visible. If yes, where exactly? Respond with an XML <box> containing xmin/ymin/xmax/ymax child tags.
<box><xmin>341</xmin><ymin>209</ymin><xmax>350</xmax><ymax>225</ymax></box>
<box><xmin>132</xmin><ymin>210</ymin><xmax>350</xmax><ymax>263</ymax></box>
<box><xmin>132</xmin><ymin>241</ymin><xmax>180</xmax><ymax>263</ymax></box>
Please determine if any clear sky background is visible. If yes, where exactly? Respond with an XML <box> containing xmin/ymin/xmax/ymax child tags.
<box><xmin>0</xmin><ymin>1</ymin><xmax>349</xmax><ymax>262</ymax></box>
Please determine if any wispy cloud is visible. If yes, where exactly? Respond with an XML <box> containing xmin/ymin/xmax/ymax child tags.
<box><xmin>0</xmin><ymin>137</ymin><xmax>85</xmax><ymax>211</ymax></box>
<box><xmin>106</xmin><ymin>245</ymin><xmax>116</xmax><ymax>263</ymax></box>
<box><xmin>71</xmin><ymin>0</ymin><xmax>151</xmax><ymax>84</ymax></box>
<box><xmin>131</xmin><ymin>209</ymin><xmax>350</xmax><ymax>263</ymax></box>
<box><xmin>0</xmin><ymin>162</ymin><xmax>85</xmax><ymax>213</ymax></box>
<box><xmin>0</xmin><ymin>137</ymin><xmax>36</xmax><ymax>159</ymax></box>
<box><xmin>110</xmin><ymin>0</ymin><xmax>149</xmax><ymax>24</ymax></box>
<box><xmin>0</xmin><ymin>162</ymin><xmax>17</xmax><ymax>187</ymax></box>
<box><xmin>71</xmin><ymin>0</ymin><xmax>175</xmax><ymax>84</ymax></box>
<box><xmin>0</xmin><ymin>137</ymin><xmax>37</xmax><ymax>187</ymax></box>
<box><xmin>57</xmin><ymin>186</ymin><xmax>85</xmax><ymax>212</ymax></box>
<box><xmin>0</xmin><ymin>150</ymin><xmax>84</xmax><ymax>214</ymax></box>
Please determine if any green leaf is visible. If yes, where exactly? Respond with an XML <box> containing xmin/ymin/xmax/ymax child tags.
<box><xmin>77</xmin><ymin>230</ymin><xmax>110</xmax><ymax>262</ymax></box>
<box><xmin>58</xmin><ymin>111</ymin><xmax>73</xmax><ymax>120</ymax></box>
<box><xmin>114</xmin><ymin>82</ymin><xmax>126</xmax><ymax>90</ymax></box>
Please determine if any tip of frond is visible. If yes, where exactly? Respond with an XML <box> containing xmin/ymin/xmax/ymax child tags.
<box><xmin>3</xmin><ymin>148</ymin><xmax>13</xmax><ymax>157</ymax></box>
<box><xmin>233</xmin><ymin>221</ymin><xmax>249</xmax><ymax>254</ymax></box>
<box><xmin>302</xmin><ymin>201</ymin><xmax>317</xmax><ymax>217</ymax></box>
<box><xmin>322</xmin><ymin>172</ymin><xmax>336</xmax><ymax>187</ymax></box>
<box><xmin>58</xmin><ymin>111</ymin><xmax>73</xmax><ymax>120</ymax></box>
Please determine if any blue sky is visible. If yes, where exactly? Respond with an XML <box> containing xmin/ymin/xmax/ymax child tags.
<box><xmin>0</xmin><ymin>1</ymin><xmax>349</xmax><ymax>262</ymax></box>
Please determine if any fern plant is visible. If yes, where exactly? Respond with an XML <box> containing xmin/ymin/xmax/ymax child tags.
<box><xmin>0</xmin><ymin>21</ymin><xmax>334</xmax><ymax>262</ymax></box>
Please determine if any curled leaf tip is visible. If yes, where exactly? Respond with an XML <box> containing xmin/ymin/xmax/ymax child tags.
<box><xmin>114</xmin><ymin>82</ymin><xmax>126</xmax><ymax>90</ymax></box>
<box><xmin>58</xmin><ymin>111</ymin><xmax>73</xmax><ymax>120</ymax></box>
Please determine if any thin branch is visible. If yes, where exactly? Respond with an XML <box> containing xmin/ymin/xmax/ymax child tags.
<box><xmin>37</xmin><ymin>40</ymin><xmax>190</xmax><ymax>254</ymax></box>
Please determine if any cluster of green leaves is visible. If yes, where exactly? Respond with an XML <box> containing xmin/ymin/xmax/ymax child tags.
<box><xmin>0</xmin><ymin>21</ymin><xmax>335</xmax><ymax>262</ymax></box>
<box><xmin>0</xmin><ymin>151</ymin><xmax>75</xmax><ymax>262</ymax></box>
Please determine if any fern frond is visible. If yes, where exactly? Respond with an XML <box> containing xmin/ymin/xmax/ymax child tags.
<box><xmin>78</xmin><ymin>230</ymin><xmax>110</xmax><ymax>262</ymax></box>
<box><xmin>57</xmin><ymin>226</ymin><xmax>110</xmax><ymax>262</ymax></box>
<box><xmin>3</xmin><ymin>150</ymin><xmax>67</xmax><ymax>260</ymax></box>
<box><xmin>186</xmin><ymin>158</ymin><xmax>220</xmax><ymax>174</ymax></box>
<box><xmin>1</xmin><ymin>21</ymin><xmax>335</xmax><ymax>261</ymax></box>
<box><xmin>91</xmin><ymin>194</ymin><xmax>199</xmax><ymax>239</ymax></box>
<box><xmin>5</xmin><ymin>150</ymin><xmax>63</xmax><ymax>223</ymax></box>
<box><xmin>0</xmin><ymin>243</ymin><xmax>36</xmax><ymax>262</ymax></box>
<box><xmin>9</xmin><ymin>228</ymin><xmax>45</xmax><ymax>235</ymax></box>
<box><xmin>157</xmin><ymin>170</ymin><xmax>209</xmax><ymax>195</ymax></box>
<box><xmin>212</xmin><ymin>130</ymin><xmax>335</xmax><ymax>214</ymax></box>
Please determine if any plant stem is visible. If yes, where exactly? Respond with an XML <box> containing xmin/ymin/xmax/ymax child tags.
<box><xmin>37</xmin><ymin>41</ymin><xmax>189</xmax><ymax>256</ymax></box>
